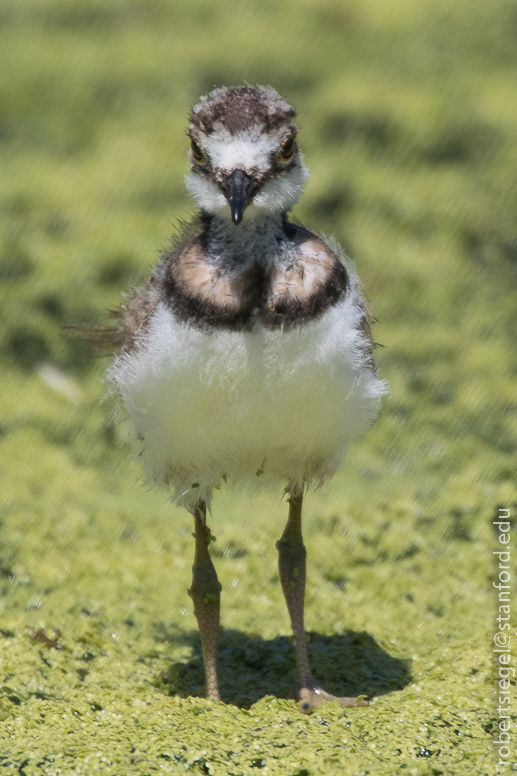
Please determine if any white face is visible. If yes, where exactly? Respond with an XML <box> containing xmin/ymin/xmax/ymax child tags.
<box><xmin>184</xmin><ymin>128</ymin><xmax>310</xmax><ymax>219</ymax></box>
<box><xmin>203</xmin><ymin>127</ymin><xmax>277</xmax><ymax>170</ymax></box>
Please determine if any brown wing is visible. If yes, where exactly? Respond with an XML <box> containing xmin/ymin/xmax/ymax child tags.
<box><xmin>358</xmin><ymin>301</ymin><xmax>383</xmax><ymax>369</ymax></box>
<box><xmin>63</xmin><ymin>308</ymin><xmax>124</xmax><ymax>356</ymax></box>
<box><xmin>64</xmin><ymin>285</ymin><xmax>163</xmax><ymax>357</ymax></box>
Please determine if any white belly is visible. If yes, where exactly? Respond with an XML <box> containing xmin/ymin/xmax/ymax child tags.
<box><xmin>110</xmin><ymin>293</ymin><xmax>388</xmax><ymax>507</ymax></box>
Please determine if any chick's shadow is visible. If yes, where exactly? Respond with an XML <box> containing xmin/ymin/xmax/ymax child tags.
<box><xmin>154</xmin><ymin>627</ymin><xmax>411</xmax><ymax>709</ymax></box>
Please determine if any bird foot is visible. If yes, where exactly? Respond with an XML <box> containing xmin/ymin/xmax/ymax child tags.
<box><xmin>289</xmin><ymin>675</ymin><xmax>369</xmax><ymax>714</ymax></box>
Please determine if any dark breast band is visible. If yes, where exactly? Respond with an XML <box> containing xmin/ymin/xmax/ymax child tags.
<box><xmin>156</xmin><ymin>223</ymin><xmax>349</xmax><ymax>332</ymax></box>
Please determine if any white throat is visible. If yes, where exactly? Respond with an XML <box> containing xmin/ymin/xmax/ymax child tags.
<box><xmin>185</xmin><ymin>161</ymin><xmax>310</xmax><ymax>220</ymax></box>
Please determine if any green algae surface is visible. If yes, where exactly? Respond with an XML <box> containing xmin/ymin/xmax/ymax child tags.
<box><xmin>1</xmin><ymin>0</ymin><xmax>517</xmax><ymax>774</ymax></box>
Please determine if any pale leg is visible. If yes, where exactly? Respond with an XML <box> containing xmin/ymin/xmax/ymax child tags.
<box><xmin>276</xmin><ymin>488</ymin><xmax>368</xmax><ymax>713</ymax></box>
<box><xmin>189</xmin><ymin>501</ymin><xmax>221</xmax><ymax>701</ymax></box>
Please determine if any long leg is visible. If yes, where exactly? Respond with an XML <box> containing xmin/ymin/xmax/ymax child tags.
<box><xmin>276</xmin><ymin>488</ymin><xmax>368</xmax><ymax>713</ymax></box>
<box><xmin>188</xmin><ymin>501</ymin><xmax>221</xmax><ymax>702</ymax></box>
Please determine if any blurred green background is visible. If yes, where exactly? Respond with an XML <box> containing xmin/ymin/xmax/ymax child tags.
<box><xmin>0</xmin><ymin>0</ymin><xmax>516</xmax><ymax>774</ymax></box>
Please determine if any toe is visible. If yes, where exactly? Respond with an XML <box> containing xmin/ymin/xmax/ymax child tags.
<box><xmin>291</xmin><ymin>676</ymin><xmax>370</xmax><ymax>713</ymax></box>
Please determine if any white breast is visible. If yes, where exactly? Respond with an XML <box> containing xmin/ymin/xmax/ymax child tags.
<box><xmin>110</xmin><ymin>281</ymin><xmax>388</xmax><ymax>507</ymax></box>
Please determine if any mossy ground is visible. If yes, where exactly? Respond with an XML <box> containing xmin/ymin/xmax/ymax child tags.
<box><xmin>1</xmin><ymin>0</ymin><xmax>516</xmax><ymax>774</ymax></box>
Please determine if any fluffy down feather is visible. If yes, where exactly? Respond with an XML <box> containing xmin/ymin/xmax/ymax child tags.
<box><xmin>109</xmin><ymin>265</ymin><xmax>388</xmax><ymax>508</ymax></box>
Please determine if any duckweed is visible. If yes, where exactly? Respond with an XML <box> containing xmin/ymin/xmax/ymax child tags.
<box><xmin>1</xmin><ymin>0</ymin><xmax>516</xmax><ymax>773</ymax></box>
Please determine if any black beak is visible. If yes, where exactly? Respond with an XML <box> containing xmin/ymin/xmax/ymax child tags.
<box><xmin>223</xmin><ymin>169</ymin><xmax>256</xmax><ymax>225</ymax></box>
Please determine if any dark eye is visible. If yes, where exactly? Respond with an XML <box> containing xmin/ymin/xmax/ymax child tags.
<box><xmin>279</xmin><ymin>135</ymin><xmax>297</xmax><ymax>161</ymax></box>
<box><xmin>190</xmin><ymin>139</ymin><xmax>206</xmax><ymax>163</ymax></box>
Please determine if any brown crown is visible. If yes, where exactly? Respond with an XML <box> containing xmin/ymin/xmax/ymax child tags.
<box><xmin>189</xmin><ymin>86</ymin><xmax>296</xmax><ymax>136</ymax></box>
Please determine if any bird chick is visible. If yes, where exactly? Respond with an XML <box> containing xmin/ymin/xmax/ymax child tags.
<box><xmin>109</xmin><ymin>86</ymin><xmax>388</xmax><ymax>712</ymax></box>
